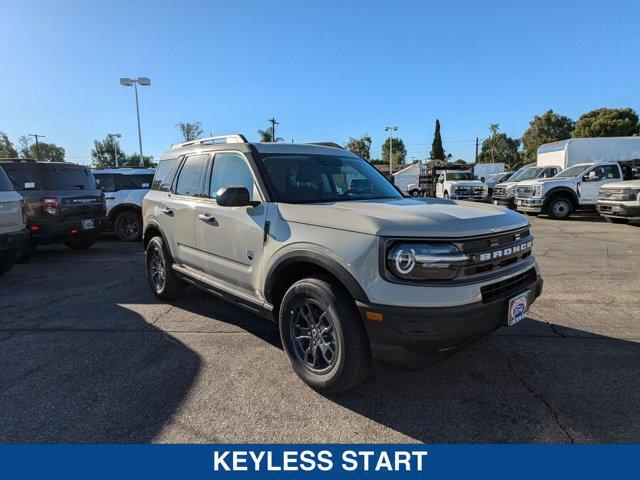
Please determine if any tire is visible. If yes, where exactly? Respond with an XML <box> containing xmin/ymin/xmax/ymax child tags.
<box><xmin>279</xmin><ymin>274</ymin><xmax>371</xmax><ymax>394</ymax></box>
<box><xmin>114</xmin><ymin>210</ymin><xmax>142</xmax><ymax>242</ymax></box>
<box><xmin>0</xmin><ymin>252</ymin><xmax>15</xmax><ymax>275</ymax></box>
<box><xmin>604</xmin><ymin>216</ymin><xmax>630</xmax><ymax>224</ymax></box>
<box><xmin>146</xmin><ymin>236</ymin><xmax>184</xmax><ymax>300</ymax></box>
<box><xmin>443</xmin><ymin>192</ymin><xmax>450</xmax><ymax>199</ymax></box>
<box><xmin>409</xmin><ymin>190</ymin><xmax>420</xmax><ymax>197</ymax></box>
<box><xmin>64</xmin><ymin>237</ymin><xmax>95</xmax><ymax>249</ymax></box>
<box><xmin>547</xmin><ymin>196</ymin><xmax>573</xmax><ymax>220</ymax></box>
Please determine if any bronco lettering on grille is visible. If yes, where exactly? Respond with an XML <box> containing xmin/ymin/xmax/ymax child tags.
<box><xmin>477</xmin><ymin>240</ymin><xmax>532</xmax><ymax>262</ymax></box>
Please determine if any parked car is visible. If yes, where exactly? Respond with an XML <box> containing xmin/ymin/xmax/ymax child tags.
<box><xmin>515</xmin><ymin>162</ymin><xmax>624</xmax><ymax>219</ymax></box>
<box><xmin>0</xmin><ymin>159</ymin><xmax>108</xmax><ymax>251</ymax></box>
<box><xmin>492</xmin><ymin>165</ymin><xmax>560</xmax><ymax>209</ymax></box>
<box><xmin>0</xmin><ymin>166</ymin><xmax>29</xmax><ymax>274</ymax></box>
<box><xmin>597</xmin><ymin>179</ymin><xmax>640</xmax><ymax>224</ymax></box>
<box><xmin>435</xmin><ymin>170</ymin><xmax>488</xmax><ymax>201</ymax></box>
<box><xmin>93</xmin><ymin>168</ymin><xmax>155</xmax><ymax>241</ymax></box>
<box><xmin>485</xmin><ymin>171</ymin><xmax>514</xmax><ymax>197</ymax></box>
<box><xmin>143</xmin><ymin>135</ymin><xmax>542</xmax><ymax>393</ymax></box>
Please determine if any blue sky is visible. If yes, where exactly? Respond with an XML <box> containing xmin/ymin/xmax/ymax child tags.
<box><xmin>1</xmin><ymin>0</ymin><xmax>639</xmax><ymax>164</ymax></box>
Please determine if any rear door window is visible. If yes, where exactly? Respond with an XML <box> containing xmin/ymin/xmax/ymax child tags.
<box><xmin>95</xmin><ymin>174</ymin><xmax>116</xmax><ymax>192</ymax></box>
<box><xmin>175</xmin><ymin>155</ymin><xmax>207</xmax><ymax>196</ymax></box>
<box><xmin>153</xmin><ymin>159</ymin><xmax>180</xmax><ymax>191</ymax></box>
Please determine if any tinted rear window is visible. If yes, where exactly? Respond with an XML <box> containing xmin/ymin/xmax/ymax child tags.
<box><xmin>3</xmin><ymin>164</ymin><xmax>96</xmax><ymax>190</ymax></box>
<box><xmin>152</xmin><ymin>158</ymin><xmax>181</xmax><ymax>191</ymax></box>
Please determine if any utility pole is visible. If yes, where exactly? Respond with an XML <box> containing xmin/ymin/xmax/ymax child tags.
<box><xmin>384</xmin><ymin>126</ymin><xmax>398</xmax><ymax>178</ymax></box>
<box><xmin>268</xmin><ymin>117</ymin><xmax>279</xmax><ymax>142</ymax></box>
<box><xmin>475</xmin><ymin>137</ymin><xmax>479</xmax><ymax>163</ymax></box>
<box><xmin>28</xmin><ymin>134</ymin><xmax>45</xmax><ymax>161</ymax></box>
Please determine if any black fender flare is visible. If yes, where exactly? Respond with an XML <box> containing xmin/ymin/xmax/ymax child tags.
<box><xmin>544</xmin><ymin>187</ymin><xmax>579</xmax><ymax>208</ymax></box>
<box><xmin>142</xmin><ymin>220</ymin><xmax>176</xmax><ymax>263</ymax></box>
<box><xmin>263</xmin><ymin>250</ymin><xmax>370</xmax><ymax>305</ymax></box>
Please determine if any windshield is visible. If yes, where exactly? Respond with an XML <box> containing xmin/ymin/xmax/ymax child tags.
<box><xmin>447</xmin><ymin>172</ymin><xmax>476</xmax><ymax>181</ymax></box>
<box><xmin>511</xmin><ymin>167</ymin><xmax>542</xmax><ymax>181</ymax></box>
<box><xmin>555</xmin><ymin>165</ymin><xmax>591</xmax><ymax>178</ymax></box>
<box><xmin>255</xmin><ymin>153</ymin><xmax>402</xmax><ymax>203</ymax></box>
<box><xmin>3</xmin><ymin>164</ymin><xmax>96</xmax><ymax>190</ymax></box>
<box><xmin>488</xmin><ymin>172</ymin><xmax>506</xmax><ymax>182</ymax></box>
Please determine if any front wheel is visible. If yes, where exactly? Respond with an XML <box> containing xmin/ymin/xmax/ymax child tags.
<box><xmin>547</xmin><ymin>197</ymin><xmax>573</xmax><ymax>220</ymax></box>
<box><xmin>279</xmin><ymin>275</ymin><xmax>371</xmax><ymax>394</ymax></box>
<box><xmin>114</xmin><ymin>210</ymin><xmax>142</xmax><ymax>242</ymax></box>
<box><xmin>443</xmin><ymin>192</ymin><xmax>449</xmax><ymax>199</ymax></box>
<box><xmin>409</xmin><ymin>189</ymin><xmax>420</xmax><ymax>197</ymax></box>
<box><xmin>146</xmin><ymin>236</ymin><xmax>184</xmax><ymax>300</ymax></box>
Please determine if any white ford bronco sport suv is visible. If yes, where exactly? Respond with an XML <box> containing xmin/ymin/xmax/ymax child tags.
<box><xmin>143</xmin><ymin>135</ymin><xmax>543</xmax><ymax>392</ymax></box>
<box><xmin>93</xmin><ymin>168</ymin><xmax>155</xmax><ymax>241</ymax></box>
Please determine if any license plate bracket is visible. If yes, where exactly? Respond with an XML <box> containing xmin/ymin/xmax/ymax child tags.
<box><xmin>82</xmin><ymin>219</ymin><xmax>94</xmax><ymax>230</ymax></box>
<box><xmin>507</xmin><ymin>290</ymin><xmax>530</xmax><ymax>326</ymax></box>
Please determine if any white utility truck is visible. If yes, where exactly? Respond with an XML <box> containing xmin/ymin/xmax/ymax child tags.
<box><xmin>435</xmin><ymin>170</ymin><xmax>488</xmax><ymax>201</ymax></box>
<box><xmin>515</xmin><ymin>137</ymin><xmax>640</xmax><ymax>219</ymax></box>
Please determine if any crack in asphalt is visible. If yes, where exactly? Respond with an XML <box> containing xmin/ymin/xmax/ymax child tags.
<box><xmin>485</xmin><ymin>338</ymin><xmax>575</xmax><ymax>443</ymax></box>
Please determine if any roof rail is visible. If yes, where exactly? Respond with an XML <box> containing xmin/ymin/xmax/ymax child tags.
<box><xmin>307</xmin><ymin>142</ymin><xmax>344</xmax><ymax>149</ymax></box>
<box><xmin>170</xmin><ymin>134</ymin><xmax>248</xmax><ymax>150</ymax></box>
<box><xmin>0</xmin><ymin>158</ymin><xmax>37</xmax><ymax>163</ymax></box>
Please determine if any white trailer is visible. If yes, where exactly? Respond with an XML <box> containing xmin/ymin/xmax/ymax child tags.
<box><xmin>472</xmin><ymin>162</ymin><xmax>505</xmax><ymax>182</ymax></box>
<box><xmin>537</xmin><ymin>137</ymin><xmax>640</xmax><ymax>170</ymax></box>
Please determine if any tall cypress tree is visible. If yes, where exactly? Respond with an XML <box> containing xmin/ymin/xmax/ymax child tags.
<box><xmin>430</xmin><ymin>119</ymin><xmax>445</xmax><ymax>161</ymax></box>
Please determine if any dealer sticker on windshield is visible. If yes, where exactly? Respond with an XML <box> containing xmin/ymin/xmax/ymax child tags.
<box><xmin>507</xmin><ymin>290</ymin><xmax>530</xmax><ymax>326</ymax></box>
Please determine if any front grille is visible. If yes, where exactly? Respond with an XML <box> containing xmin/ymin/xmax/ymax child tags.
<box><xmin>492</xmin><ymin>186</ymin><xmax>507</xmax><ymax>198</ymax></box>
<box><xmin>598</xmin><ymin>189</ymin><xmax>630</xmax><ymax>201</ymax></box>
<box><xmin>516</xmin><ymin>185</ymin><xmax>536</xmax><ymax>198</ymax></box>
<box><xmin>481</xmin><ymin>268</ymin><xmax>537</xmax><ymax>303</ymax></box>
<box><xmin>455</xmin><ymin>186</ymin><xmax>484</xmax><ymax>195</ymax></box>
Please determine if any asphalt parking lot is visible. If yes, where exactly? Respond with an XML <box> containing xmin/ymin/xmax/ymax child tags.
<box><xmin>1</xmin><ymin>217</ymin><xmax>639</xmax><ymax>443</ymax></box>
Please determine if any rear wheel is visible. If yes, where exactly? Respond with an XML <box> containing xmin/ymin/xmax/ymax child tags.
<box><xmin>279</xmin><ymin>274</ymin><xmax>371</xmax><ymax>394</ymax></box>
<box><xmin>604</xmin><ymin>216</ymin><xmax>630</xmax><ymax>224</ymax></box>
<box><xmin>114</xmin><ymin>210</ymin><xmax>142</xmax><ymax>242</ymax></box>
<box><xmin>409</xmin><ymin>189</ymin><xmax>420</xmax><ymax>197</ymax></box>
<box><xmin>547</xmin><ymin>196</ymin><xmax>573</xmax><ymax>220</ymax></box>
<box><xmin>64</xmin><ymin>237</ymin><xmax>95</xmax><ymax>249</ymax></box>
<box><xmin>443</xmin><ymin>192</ymin><xmax>449</xmax><ymax>199</ymax></box>
<box><xmin>146</xmin><ymin>236</ymin><xmax>184</xmax><ymax>300</ymax></box>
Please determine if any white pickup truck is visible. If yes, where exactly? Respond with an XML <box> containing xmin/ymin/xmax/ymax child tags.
<box><xmin>515</xmin><ymin>162</ymin><xmax>623</xmax><ymax>219</ymax></box>
<box><xmin>597</xmin><ymin>165</ymin><xmax>640</xmax><ymax>223</ymax></box>
<box><xmin>435</xmin><ymin>170</ymin><xmax>488</xmax><ymax>201</ymax></box>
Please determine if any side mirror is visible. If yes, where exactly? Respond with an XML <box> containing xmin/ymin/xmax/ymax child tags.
<box><xmin>582</xmin><ymin>174</ymin><xmax>591</xmax><ymax>182</ymax></box>
<box><xmin>216</xmin><ymin>186</ymin><xmax>258</xmax><ymax>207</ymax></box>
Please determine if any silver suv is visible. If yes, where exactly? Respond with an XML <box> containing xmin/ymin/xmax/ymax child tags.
<box><xmin>143</xmin><ymin>135</ymin><xmax>543</xmax><ymax>392</ymax></box>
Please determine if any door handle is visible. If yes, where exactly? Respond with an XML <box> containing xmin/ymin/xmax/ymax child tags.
<box><xmin>105</xmin><ymin>196</ymin><xmax>116</xmax><ymax>200</ymax></box>
<box><xmin>198</xmin><ymin>213</ymin><xmax>216</xmax><ymax>223</ymax></box>
<box><xmin>160</xmin><ymin>207</ymin><xmax>174</xmax><ymax>215</ymax></box>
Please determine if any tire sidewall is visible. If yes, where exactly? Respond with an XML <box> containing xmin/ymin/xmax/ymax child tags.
<box><xmin>146</xmin><ymin>237</ymin><xmax>169</xmax><ymax>296</ymax></box>
<box><xmin>115</xmin><ymin>210</ymin><xmax>142</xmax><ymax>242</ymax></box>
<box><xmin>279</xmin><ymin>281</ymin><xmax>349</xmax><ymax>389</ymax></box>
<box><xmin>548</xmin><ymin>197</ymin><xmax>572</xmax><ymax>219</ymax></box>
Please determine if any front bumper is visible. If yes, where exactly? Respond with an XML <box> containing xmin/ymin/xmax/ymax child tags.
<box><xmin>492</xmin><ymin>197</ymin><xmax>515</xmax><ymax>208</ymax></box>
<box><xmin>357</xmin><ymin>268</ymin><xmax>543</xmax><ymax>367</ymax></box>
<box><xmin>597</xmin><ymin>202</ymin><xmax>640</xmax><ymax>219</ymax></box>
<box><xmin>29</xmin><ymin>217</ymin><xmax>109</xmax><ymax>243</ymax></box>
<box><xmin>515</xmin><ymin>197</ymin><xmax>544</xmax><ymax>213</ymax></box>
<box><xmin>0</xmin><ymin>229</ymin><xmax>30</xmax><ymax>254</ymax></box>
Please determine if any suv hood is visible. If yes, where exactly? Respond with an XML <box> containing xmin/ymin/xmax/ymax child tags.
<box><xmin>277</xmin><ymin>197</ymin><xmax>529</xmax><ymax>237</ymax></box>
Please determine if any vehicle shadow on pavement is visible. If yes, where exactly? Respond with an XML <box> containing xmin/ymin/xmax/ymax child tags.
<box><xmin>326</xmin><ymin>317</ymin><xmax>640</xmax><ymax>443</ymax></box>
<box><xmin>0</xmin><ymin>243</ymin><xmax>203</xmax><ymax>443</ymax></box>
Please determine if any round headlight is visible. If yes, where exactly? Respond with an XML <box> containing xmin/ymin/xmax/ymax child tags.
<box><xmin>387</xmin><ymin>242</ymin><xmax>468</xmax><ymax>281</ymax></box>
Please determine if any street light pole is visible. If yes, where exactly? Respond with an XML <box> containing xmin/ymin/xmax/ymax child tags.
<box><xmin>384</xmin><ymin>126</ymin><xmax>398</xmax><ymax>178</ymax></box>
<box><xmin>120</xmin><ymin>77</ymin><xmax>151</xmax><ymax>167</ymax></box>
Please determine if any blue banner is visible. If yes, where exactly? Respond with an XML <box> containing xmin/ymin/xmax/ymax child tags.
<box><xmin>0</xmin><ymin>444</ymin><xmax>637</xmax><ymax>479</ymax></box>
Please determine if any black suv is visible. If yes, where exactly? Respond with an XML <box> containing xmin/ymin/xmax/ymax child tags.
<box><xmin>0</xmin><ymin>159</ymin><xmax>108</xmax><ymax>251</ymax></box>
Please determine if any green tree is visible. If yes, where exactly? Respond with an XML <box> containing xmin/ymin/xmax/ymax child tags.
<box><xmin>91</xmin><ymin>136</ymin><xmax>127</xmax><ymax>169</ymax></box>
<box><xmin>572</xmin><ymin>107</ymin><xmax>640</xmax><ymax>138</ymax></box>
<box><xmin>124</xmin><ymin>153</ymin><xmax>156</xmax><ymax>168</ymax></box>
<box><xmin>177</xmin><ymin>121</ymin><xmax>203</xmax><ymax>142</ymax></box>
<box><xmin>521</xmin><ymin>109</ymin><xmax>574</xmax><ymax>164</ymax></box>
<box><xmin>478</xmin><ymin>124</ymin><xmax>522</xmax><ymax>170</ymax></box>
<box><xmin>429</xmin><ymin>119</ymin><xmax>445</xmax><ymax>160</ymax></box>
<box><xmin>344</xmin><ymin>134</ymin><xmax>372</xmax><ymax>161</ymax></box>
<box><xmin>0</xmin><ymin>132</ymin><xmax>18</xmax><ymax>158</ymax></box>
<box><xmin>381</xmin><ymin>136</ymin><xmax>407</xmax><ymax>165</ymax></box>
<box><xmin>257</xmin><ymin>129</ymin><xmax>283</xmax><ymax>143</ymax></box>
<box><xmin>19</xmin><ymin>137</ymin><xmax>65</xmax><ymax>162</ymax></box>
